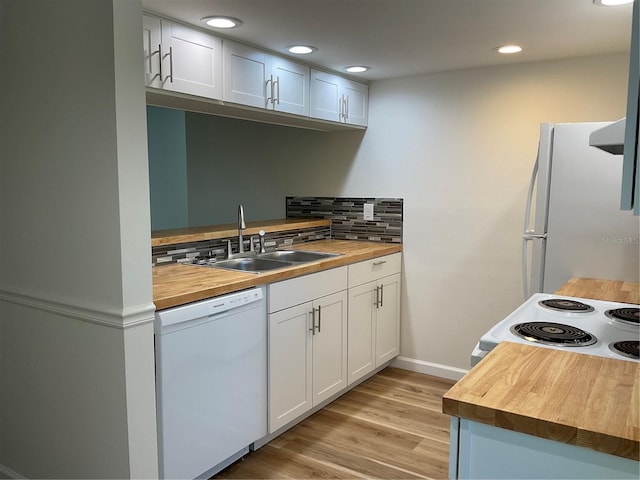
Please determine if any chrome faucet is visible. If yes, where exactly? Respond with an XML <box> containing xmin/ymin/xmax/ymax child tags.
<box><xmin>237</xmin><ymin>204</ymin><xmax>246</xmax><ymax>254</ymax></box>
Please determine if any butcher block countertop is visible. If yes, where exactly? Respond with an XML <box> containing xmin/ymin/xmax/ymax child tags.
<box><xmin>152</xmin><ymin>218</ymin><xmax>331</xmax><ymax>247</ymax></box>
<box><xmin>153</xmin><ymin>239</ymin><xmax>402</xmax><ymax>310</ymax></box>
<box><xmin>443</xmin><ymin>342</ymin><xmax>640</xmax><ymax>460</ymax></box>
<box><xmin>554</xmin><ymin>277</ymin><xmax>640</xmax><ymax>304</ymax></box>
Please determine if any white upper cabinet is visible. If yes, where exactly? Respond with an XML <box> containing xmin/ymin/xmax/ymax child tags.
<box><xmin>142</xmin><ymin>15</ymin><xmax>162</xmax><ymax>88</ymax></box>
<box><xmin>143</xmin><ymin>14</ymin><xmax>367</xmax><ymax>128</ymax></box>
<box><xmin>269</xmin><ymin>56</ymin><xmax>309</xmax><ymax>116</ymax></box>
<box><xmin>143</xmin><ymin>14</ymin><xmax>223</xmax><ymax>99</ymax></box>
<box><xmin>223</xmin><ymin>40</ymin><xmax>309</xmax><ymax>116</ymax></box>
<box><xmin>310</xmin><ymin>69</ymin><xmax>368</xmax><ymax>126</ymax></box>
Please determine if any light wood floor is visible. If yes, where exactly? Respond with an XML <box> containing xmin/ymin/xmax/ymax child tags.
<box><xmin>214</xmin><ymin>367</ymin><xmax>456</xmax><ymax>479</ymax></box>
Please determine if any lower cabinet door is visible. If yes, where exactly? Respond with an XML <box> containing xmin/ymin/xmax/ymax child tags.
<box><xmin>268</xmin><ymin>302</ymin><xmax>313</xmax><ymax>433</ymax></box>
<box><xmin>347</xmin><ymin>282</ymin><xmax>376</xmax><ymax>385</ymax></box>
<box><xmin>375</xmin><ymin>273</ymin><xmax>401</xmax><ymax>367</ymax></box>
<box><xmin>311</xmin><ymin>291</ymin><xmax>348</xmax><ymax>405</ymax></box>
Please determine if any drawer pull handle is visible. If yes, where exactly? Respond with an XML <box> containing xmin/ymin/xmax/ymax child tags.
<box><xmin>372</xmin><ymin>260</ymin><xmax>387</xmax><ymax>266</ymax></box>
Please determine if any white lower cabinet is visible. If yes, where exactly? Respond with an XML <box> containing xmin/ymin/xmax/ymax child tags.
<box><xmin>267</xmin><ymin>254</ymin><xmax>402</xmax><ymax>433</ymax></box>
<box><xmin>268</xmin><ymin>268</ymin><xmax>348</xmax><ymax>433</ymax></box>
<box><xmin>347</xmin><ymin>253</ymin><xmax>402</xmax><ymax>385</ymax></box>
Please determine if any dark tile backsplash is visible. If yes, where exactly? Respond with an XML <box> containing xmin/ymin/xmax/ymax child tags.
<box><xmin>152</xmin><ymin>197</ymin><xmax>402</xmax><ymax>266</ymax></box>
<box><xmin>152</xmin><ymin>226</ymin><xmax>331</xmax><ymax>266</ymax></box>
<box><xmin>286</xmin><ymin>197</ymin><xmax>403</xmax><ymax>243</ymax></box>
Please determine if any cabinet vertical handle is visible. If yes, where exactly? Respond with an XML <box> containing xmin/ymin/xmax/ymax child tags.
<box><xmin>266</xmin><ymin>75</ymin><xmax>273</xmax><ymax>106</ymax></box>
<box><xmin>317</xmin><ymin>305</ymin><xmax>321</xmax><ymax>333</ymax></box>
<box><xmin>157</xmin><ymin>44</ymin><xmax>163</xmax><ymax>81</ymax></box>
<box><xmin>309</xmin><ymin>308</ymin><xmax>316</xmax><ymax>335</ymax></box>
<box><xmin>374</xmin><ymin>285</ymin><xmax>380</xmax><ymax>308</ymax></box>
<box><xmin>379</xmin><ymin>284</ymin><xmax>384</xmax><ymax>307</ymax></box>
<box><xmin>168</xmin><ymin>46</ymin><xmax>173</xmax><ymax>83</ymax></box>
<box><xmin>344</xmin><ymin>95</ymin><xmax>349</xmax><ymax>120</ymax></box>
<box><xmin>274</xmin><ymin>76</ymin><xmax>280</xmax><ymax>105</ymax></box>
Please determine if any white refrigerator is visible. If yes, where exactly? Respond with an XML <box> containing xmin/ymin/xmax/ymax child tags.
<box><xmin>522</xmin><ymin>122</ymin><xmax>640</xmax><ymax>299</ymax></box>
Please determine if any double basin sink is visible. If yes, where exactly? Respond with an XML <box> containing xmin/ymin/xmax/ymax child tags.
<box><xmin>188</xmin><ymin>250</ymin><xmax>342</xmax><ymax>273</ymax></box>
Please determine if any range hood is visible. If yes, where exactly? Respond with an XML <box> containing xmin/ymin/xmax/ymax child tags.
<box><xmin>589</xmin><ymin>118</ymin><xmax>625</xmax><ymax>155</ymax></box>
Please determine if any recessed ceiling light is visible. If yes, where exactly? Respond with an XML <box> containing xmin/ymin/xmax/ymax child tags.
<box><xmin>201</xmin><ymin>16</ymin><xmax>242</xmax><ymax>29</ymax></box>
<box><xmin>288</xmin><ymin>45</ymin><xmax>317</xmax><ymax>55</ymax></box>
<box><xmin>344</xmin><ymin>66</ymin><xmax>371</xmax><ymax>73</ymax></box>
<box><xmin>593</xmin><ymin>0</ymin><xmax>633</xmax><ymax>5</ymax></box>
<box><xmin>494</xmin><ymin>45</ymin><xmax>523</xmax><ymax>54</ymax></box>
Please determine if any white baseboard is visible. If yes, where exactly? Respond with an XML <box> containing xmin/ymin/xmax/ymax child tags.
<box><xmin>391</xmin><ymin>356</ymin><xmax>468</xmax><ymax>381</ymax></box>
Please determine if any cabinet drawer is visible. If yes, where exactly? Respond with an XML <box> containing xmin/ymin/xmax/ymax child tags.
<box><xmin>348</xmin><ymin>253</ymin><xmax>402</xmax><ymax>288</ymax></box>
<box><xmin>269</xmin><ymin>266</ymin><xmax>347</xmax><ymax>313</ymax></box>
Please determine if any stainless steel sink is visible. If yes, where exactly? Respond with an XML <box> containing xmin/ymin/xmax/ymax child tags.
<box><xmin>211</xmin><ymin>257</ymin><xmax>292</xmax><ymax>273</ymax></box>
<box><xmin>258</xmin><ymin>250</ymin><xmax>341</xmax><ymax>263</ymax></box>
<box><xmin>186</xmin><ymin>249</ymin><xmax>342</xmax><ymax>273</ymax></box>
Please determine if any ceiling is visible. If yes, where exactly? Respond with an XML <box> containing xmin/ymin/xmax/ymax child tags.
<box><xmin>141</xmin><ymin>0</ymin><xmax>634</xmax><ymax>81</ymax></box>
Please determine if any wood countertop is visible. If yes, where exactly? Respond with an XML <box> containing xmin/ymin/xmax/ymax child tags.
<box><xmin>153</xmin><ymin>239</ymin><xmax>402</xmax><ymax>310</ymax></box>
<box><xmin>554</xmin><ymin>277</ymin><xmax>640</xmax><ymax>304</ymax></box>
<box><xmin>443</xmin><ymin>342</ymin><xmax>640</xmax><ymax>461</ymax></box>
<box><xmin>152</xmin><ymin>218</ymin><xmax>331</xmax><ymax>247</ymax></box>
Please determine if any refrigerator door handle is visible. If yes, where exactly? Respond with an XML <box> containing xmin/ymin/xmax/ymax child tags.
<box><xmin>522</xmin><ymin>153</ymin><xmax>543</xmax><ymax>300</ymax></box>
<box><xmin>523</xmin><ymin>232</ymin><xmax>547</xmax><ymax>240</ymax></box>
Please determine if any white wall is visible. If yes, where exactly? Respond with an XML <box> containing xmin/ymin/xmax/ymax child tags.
<box><xmin>340</xmin><ymin>54</ymin><xmax>629</xmax><ymax>374</ymax></box>
<box><xmin>0</xmin><ymin>1</ymin><xmax>157</xmax><ymax>477</ymax></box>
<box><xmin>165</xmin><ymin>53</ymin><xmax>628</xmax><ymax>375</ymax></box>
<box><xmin>183</xmin><ymin>113</ymin><xmax>364</xmax><ymax>226</ymax></box>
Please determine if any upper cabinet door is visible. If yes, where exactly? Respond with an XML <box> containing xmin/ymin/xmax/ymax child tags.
<box><xmin>310</xmin><ymin>70</ymin><xmax>368</xmax><ymax>126</ymax></box>
<box><xmin>223</xmin><ymin>41</ymin><xmax>309</xmax><ymax>115</ymax></box>
<box><xmin>310</xmin><ymin>70</ymin><xmax>342</xmax><ymax>122</ymax></box>
<box><xmin>341</xmin><ymin>79</ymin><xmax>368</xmax><ymax>127</ymax></box>
<box><xmin>160</xmin><ymin>21</ymin><xmax>223</xmax><ymax>99</ymax></box>
<box><xmin>223</xmin><ymin>41</ymin><xmax>268</xmax><ymax>108</ymax></box>
<box><xmin>269</xmin><ymin>57</ymin><xmax>310</xmax><ymax>116</ymax></box>
<box><xmin>142</xmin><ymin>15</ymin><xmax>162</xmax><ymax>88</ymax></box>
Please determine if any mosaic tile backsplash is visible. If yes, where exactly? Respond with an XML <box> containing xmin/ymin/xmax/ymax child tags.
<box><xmin>152</xmin><ymin>197</ymin><xmax>402</xmax><ymax>266</ymax></box>
<box><xmin>286</xmin><ymin>197</ymin><xmax>403</xmax><ymax>243</ymax></box>
<box><xmin>152</xmin><ymin>226</ymin><xmax>331</xmax><ymax>266</ymax></box>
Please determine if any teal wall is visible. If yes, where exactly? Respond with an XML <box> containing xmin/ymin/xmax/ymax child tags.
<box><xmin>146</xmin><ymin>106</ymin><xmax>188</xmax><ymax>230</ymax></box>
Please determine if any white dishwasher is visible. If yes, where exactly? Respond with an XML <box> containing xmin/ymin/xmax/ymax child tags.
<box><xmin>154</xmin><ymin>286</ymin><xmax>267</xmax><ymax>480</ymax></box>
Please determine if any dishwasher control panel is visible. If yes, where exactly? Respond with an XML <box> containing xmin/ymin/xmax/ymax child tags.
<box><xmin>156</xmin><ymin>287</ymin><xmax>264</xmax><ymax>328</ymax></box>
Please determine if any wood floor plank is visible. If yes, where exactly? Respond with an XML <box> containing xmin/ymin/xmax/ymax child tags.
<box><xmin>214</xmin><ymin>367</ymin><xmax>455</xmax><ymax>479</ymax></box>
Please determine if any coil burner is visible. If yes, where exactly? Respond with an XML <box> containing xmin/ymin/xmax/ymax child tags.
<box><xmin>538</xmin><ymin>299</ymin><xmax>595</xmax><ymax>313</ymax></box>
<box><xmin>609</xmin><ymin>341</ymin><xmax>639</xmax><ymax>360</ymax></box>
<box><xmin>605</xmin><ymin>307</ymin><xmax>640</xmax><ymax>326</ymax></box>
<box><xmin>510</xmin><ymin>322</ymin><xmax>597</xmax><ymax>347</ymax></box>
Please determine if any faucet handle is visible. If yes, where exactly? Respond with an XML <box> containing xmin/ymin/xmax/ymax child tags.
<box><xmin>258</xmin><ymin>229</ymin><xmax>266</xmax><ymax>254</ymax></box>
<box><xmin>225</xmin><ymin>239</ymin><xmax>232</xmax><ymax>259</ymax></box>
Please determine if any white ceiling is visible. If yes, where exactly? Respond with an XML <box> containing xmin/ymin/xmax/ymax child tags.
<box><xmin>141</xmin><ymin>0</ymin><xmax>634</xmax><ymax>81</ymax></box>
